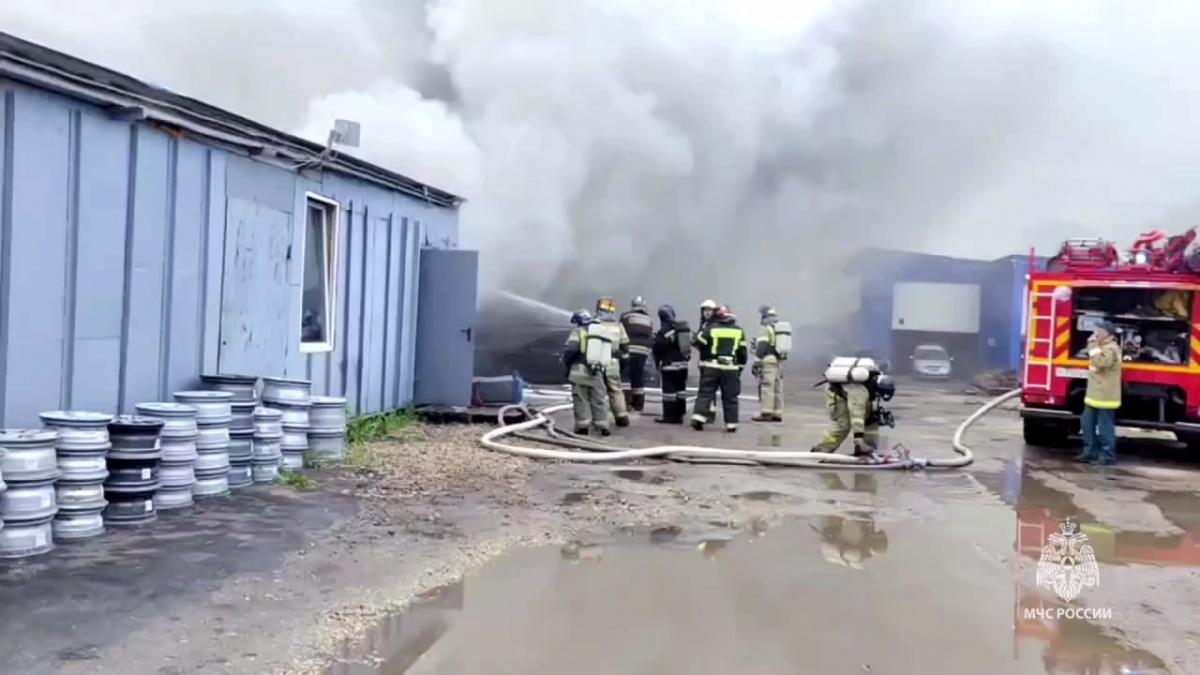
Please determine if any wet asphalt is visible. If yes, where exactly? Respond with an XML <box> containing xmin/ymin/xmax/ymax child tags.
<box><xmin>1</xmin><ymin>380</ymin><xmax>1198</xmax><ymax>674</ymax></box>
<box><xmin>328</xmin><ymin>382</ymin><xmax>1200</xmax><ymax>674</ymax></box>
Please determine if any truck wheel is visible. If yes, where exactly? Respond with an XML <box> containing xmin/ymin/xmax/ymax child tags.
<box><xmin>1023</xmin><ymin>419</ymin><xmax>1071</xmax><ymax>447</ymax></box>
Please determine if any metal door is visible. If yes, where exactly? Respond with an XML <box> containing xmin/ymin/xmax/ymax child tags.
<box><xmin>218</xmin><ymin>198</ymin><xmax>292</xmax><ymax>376</ymax></box>
<box><xmin>414</xmin><ymin>248</ymin><xmax>479</xmax><ymax>406</ymax></box>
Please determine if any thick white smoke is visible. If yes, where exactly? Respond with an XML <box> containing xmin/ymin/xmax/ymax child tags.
<box><xmin>4</xmin><ymin>0</ymin><xmax>1200</xmax><ymax>323</ymax></box>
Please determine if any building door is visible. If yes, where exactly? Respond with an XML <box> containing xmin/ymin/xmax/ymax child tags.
<box><xmin>414</xmin><ymin>248</ymin><xmax>479</xmax><ymax>407</ymax></box>
<box><xmin>218</xmin><ymin>198</ymin><xmax>293</xmax><ymax>376</ymax></box>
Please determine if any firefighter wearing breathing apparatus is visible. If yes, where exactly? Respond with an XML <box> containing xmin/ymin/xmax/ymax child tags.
<box><xmin>696</xmin><ymin>299</ymin><xmax>720</xmax><ymax>424</ymax></box>
<box><xmin>650</xmin><ymin>304</ymin><xmax>691</xmax><ymax>424</ymax></box>
<box><xmin>690</xmin><ymin>306</ymin><xmax>748</xmax><ymax>432</ymax></box>
<box><xmin>619</xmin><ymin>296</ymin><xmax>655</xmax><ymax>413</ymax></box>
<box><xmin>751</xmin><ymin>305</ymin><xmax>791</xmax><ymax>423</ymax></box>
<box><xmin>811</xmin><ymin>356</ymin><xmax>896</xmax><ymax>457</ymax></box>
<box><xmin>595</xmin><ymin>296</ymin><xmax>632</xmax><ymax>428</ymax></box>
<box><xmin>561</xmin><ymin>309</ymin><xmax>612</xmax><ymax>436</ymax></box>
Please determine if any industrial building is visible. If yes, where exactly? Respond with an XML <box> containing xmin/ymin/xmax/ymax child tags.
<box><xmin>0</xmin><ymin>33</ymin><xmax>479</xmax><ymax>426</ymax></box>
<box><xmin>854</xmin><ymin>248</ymin><xmax>1044</xmax><ymax>376</ymax></box>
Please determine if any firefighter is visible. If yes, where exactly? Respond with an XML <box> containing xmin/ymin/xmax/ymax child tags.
<box><xmin>651</xmin><ymin>304</ymin><xmax>691</xmax><ymax>424</ymax></box>
<box><xmin>812</xmin><ymin>358</ymin><xmax>895</xmax><ymax>457</ymax></box>
<box><xmin>619</xmin><ymin>296</ymin><xmax>655</xmax><ymax>412</ymax></box>
<box><xmin>696</xmin><ymin>299</ymin><xmax>719</xmax><ymax>424</ymax></box>
<box><xmin>561</xmin><ymin>309</ymin><xmax>611</xmax><ymax>436</ymax></box>
<box><xmin>595</xmin><ymin>296</ymin><xmax>631</xmax><ymax>427</ymax></box>
<box><xmin>690</xmin><ymin>306</ymin><xmax>748</xmax><ymax>432</ymax></box>
<box><xmin>751</xmin><ymin>304</ymin><xmax>786</xmax><ymax>422</ymax></box>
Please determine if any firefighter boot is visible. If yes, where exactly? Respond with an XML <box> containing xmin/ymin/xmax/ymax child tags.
<box><xmin>631</xmin><ymin>392</ymin><xmax>645</xmax><ymax>412</ymax></box>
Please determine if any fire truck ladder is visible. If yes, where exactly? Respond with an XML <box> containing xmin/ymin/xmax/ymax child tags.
<box><xmin>1022</xmin><ymin>289</ymin><xmax>1060</xmax><ymax>391</ymax></box>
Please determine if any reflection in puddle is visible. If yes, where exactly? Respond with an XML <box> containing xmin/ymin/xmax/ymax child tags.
<box><xmin>756</xmin><ymin>432</ymin><xmax>781</xmax><ymax>447</ymax></box>
<box><xmin>813</xmin><ymin>515</ymin><xmax>889</xmax><ymax>569</ymax></box>
<box><xmin>1013</xmin><ymin>463</ymin><xmax>1200</xmax><ymax>567</ymax></box>
<box><xmin>819</xmin><ymin>472</ymin><xmax>878</xmax><ymax>494</ymax></box>
<box><xmin>327</xmin><ymin>515</ymin><xmax>1163</xmax><ymax>674</ymax></box>
<box><xmin>325</xmin><ymin>582</ymin><xmax>463</xmax><ymax>675</ymax></box>
<box><xmin>1016</xmin><ymin>586</ymin><xmax>1168</xmax><ymax>673</ymax></box>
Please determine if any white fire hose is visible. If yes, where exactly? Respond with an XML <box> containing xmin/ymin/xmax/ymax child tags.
<box><xmin>479</xmin><ymin>385</ymin><xmax>1021</xmax><ymax>470</ymax></box>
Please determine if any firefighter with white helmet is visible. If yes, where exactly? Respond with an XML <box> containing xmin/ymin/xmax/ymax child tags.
<box><xmin>690</xmin><ymin>305</ymin><xmax>748</xmax><ymax>432</ymax></box>
<box><xmin>696</xmin><ymin>299</ymin><xmax>720</xmax><ymax>424</ymax></box>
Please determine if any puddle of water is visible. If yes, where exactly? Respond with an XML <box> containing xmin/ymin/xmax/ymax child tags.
<box><xmin>819</xmin><ymin>472</ymin><xmax>878</xmax><ymax>494</ymax></box>
<box><xmin>1010</xmin><ymin>459</ymin><xmax>1200</xmax><ymax>567</ymax></box>
<box><xmin>733</xmin><ymin>490</ymin><xmax>783</xmax><ymax>502</ymax></box>
<box><xmin>755</xmin><ymin>432</ymin><xmax>781</xmax><ymax>447</ymax></box>
<box><xmin>328</xmin><ymin>515</ymin><xmax>1168</xmax><ymax>674</ymax></box>
<box><xmin>325</xmin><ymin>582</ymin><xmax>463</xmax><ymax>674</ymax></box>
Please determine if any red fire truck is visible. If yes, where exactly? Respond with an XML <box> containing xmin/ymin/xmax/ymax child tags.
<box><xmin>1020</xmin><ymin>228</ymin><xmax>1200</xmax><ymax>447</ymax></box>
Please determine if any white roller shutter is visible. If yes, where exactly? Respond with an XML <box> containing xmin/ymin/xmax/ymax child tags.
<box><xmin>892</xmin><ymin>282</ymin><xmax>981</xmax><ymax>333</ymax></box>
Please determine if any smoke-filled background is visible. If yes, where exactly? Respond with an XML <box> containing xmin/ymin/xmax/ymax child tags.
<box><xmin>4</xmin><ymin>0</ymin><xmax>1200</xmax><ymax>324</ymax></box>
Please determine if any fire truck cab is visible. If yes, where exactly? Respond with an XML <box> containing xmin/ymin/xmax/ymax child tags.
<box><xmin>1021</xmin><ymin>229</ymin><xmax>1200</xmax><ymax>447</ymax></box>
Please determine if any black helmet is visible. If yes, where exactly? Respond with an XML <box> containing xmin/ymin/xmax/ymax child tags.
<box><xmin>874</xmin><ymin>374</ymin><xmax>895</xmax><ymax>401</ymax></box>
<box><xmin>657</xmin><ymin>304</ymin><xmax>677</xmax><ymax>324</ymax></box>
<box><xmin>571</xmin><ymin>309</ymin><xmax>593</xmax><ymax>326</ymax></box>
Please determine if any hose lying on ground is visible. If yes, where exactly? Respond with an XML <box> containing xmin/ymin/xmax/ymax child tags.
<box><xmin>481</xmin><ymin>387</ymin><xmax>1022</xmax><ymax>470</ymax></box>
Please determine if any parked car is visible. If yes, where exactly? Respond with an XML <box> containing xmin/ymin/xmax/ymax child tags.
<box><xmin>910</xmin><ymin>343</ymin><xmax>953</xmax><ymax>379</ymax></box>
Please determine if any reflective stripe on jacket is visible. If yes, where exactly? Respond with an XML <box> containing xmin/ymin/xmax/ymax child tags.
<box><xmin>698</xmin><ymin>325</ymin><xmax>746</xmax><ymax>370</ymax></box>
<box><xmin>1084</xmin><ymin>338</ymin><xmax>1122</xmax><ymax>409</ymax></box>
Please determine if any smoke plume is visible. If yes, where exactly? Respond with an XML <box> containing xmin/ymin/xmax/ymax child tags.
<box><xmin>4</xmin><ymin>0</ymin><xmax>1200</xmax><ymax>323</ymax></box>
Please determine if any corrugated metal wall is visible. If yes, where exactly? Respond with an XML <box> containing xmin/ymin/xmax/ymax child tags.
<box><xmin>289</xmin><ymin>172</ymin><xmax>460</xmax><ymax>415</ymax></box>
<box><xmin>0</xmin><ymin>78</ymin><xmax>458</xmax><ymax>426</ymax></box>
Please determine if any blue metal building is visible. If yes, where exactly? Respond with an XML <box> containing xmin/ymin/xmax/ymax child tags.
<box><xmin>0</xmin><ymin>33</ymin><xmax>479</xmax><ymax>426</ymax></box>
<box><xmin>854</xmin><ymin>249</ymin><xmax>1042</xmax><ymax>374</ymax></box>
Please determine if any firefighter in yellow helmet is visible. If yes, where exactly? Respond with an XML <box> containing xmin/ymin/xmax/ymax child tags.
<box><xmin>690</xmin><ymin>306</ymin><xmax>748</xmax><ymax>432</ymax></box>
<box><xmin>751</xmin><ymin>304</ymin><xmax>788</xmax><ymax>422</ymax></box>
<box><xmin>696</xmin><ymin>299</ymin><xmax>719</xmax><ymax>424</ymax></box>
<box><xmin>595</xmin><ymin>296</ymin><xmax>631</xmax><ymax>427</ymax></box>
<box><xmin>561</xmin><ymin>309</ymin><xmax>611</xmax><ymax>436</ymax></box>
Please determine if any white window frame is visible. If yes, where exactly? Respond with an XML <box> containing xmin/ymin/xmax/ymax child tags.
<box><xmin>299</xmin><ymin>193</ymin><xmax>340</xmax><ymax>353</ymax></box>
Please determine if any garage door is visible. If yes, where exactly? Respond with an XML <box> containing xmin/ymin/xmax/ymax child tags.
<box><xmin>892</xmin><ymin>282</ymin><xmax>981</xmax><ymax>333</ymax></box>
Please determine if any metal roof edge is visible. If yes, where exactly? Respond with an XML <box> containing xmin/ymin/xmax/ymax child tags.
<box><xmin>0</xmin><ymin>31</ymin><xmax>464</xmax><ymax>209</ymax></box>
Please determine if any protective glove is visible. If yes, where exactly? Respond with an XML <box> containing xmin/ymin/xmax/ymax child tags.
<box><xmin>751</xmin><ymin>362</ymin><xmax>763</xmax><ymax>378</ymax></box>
